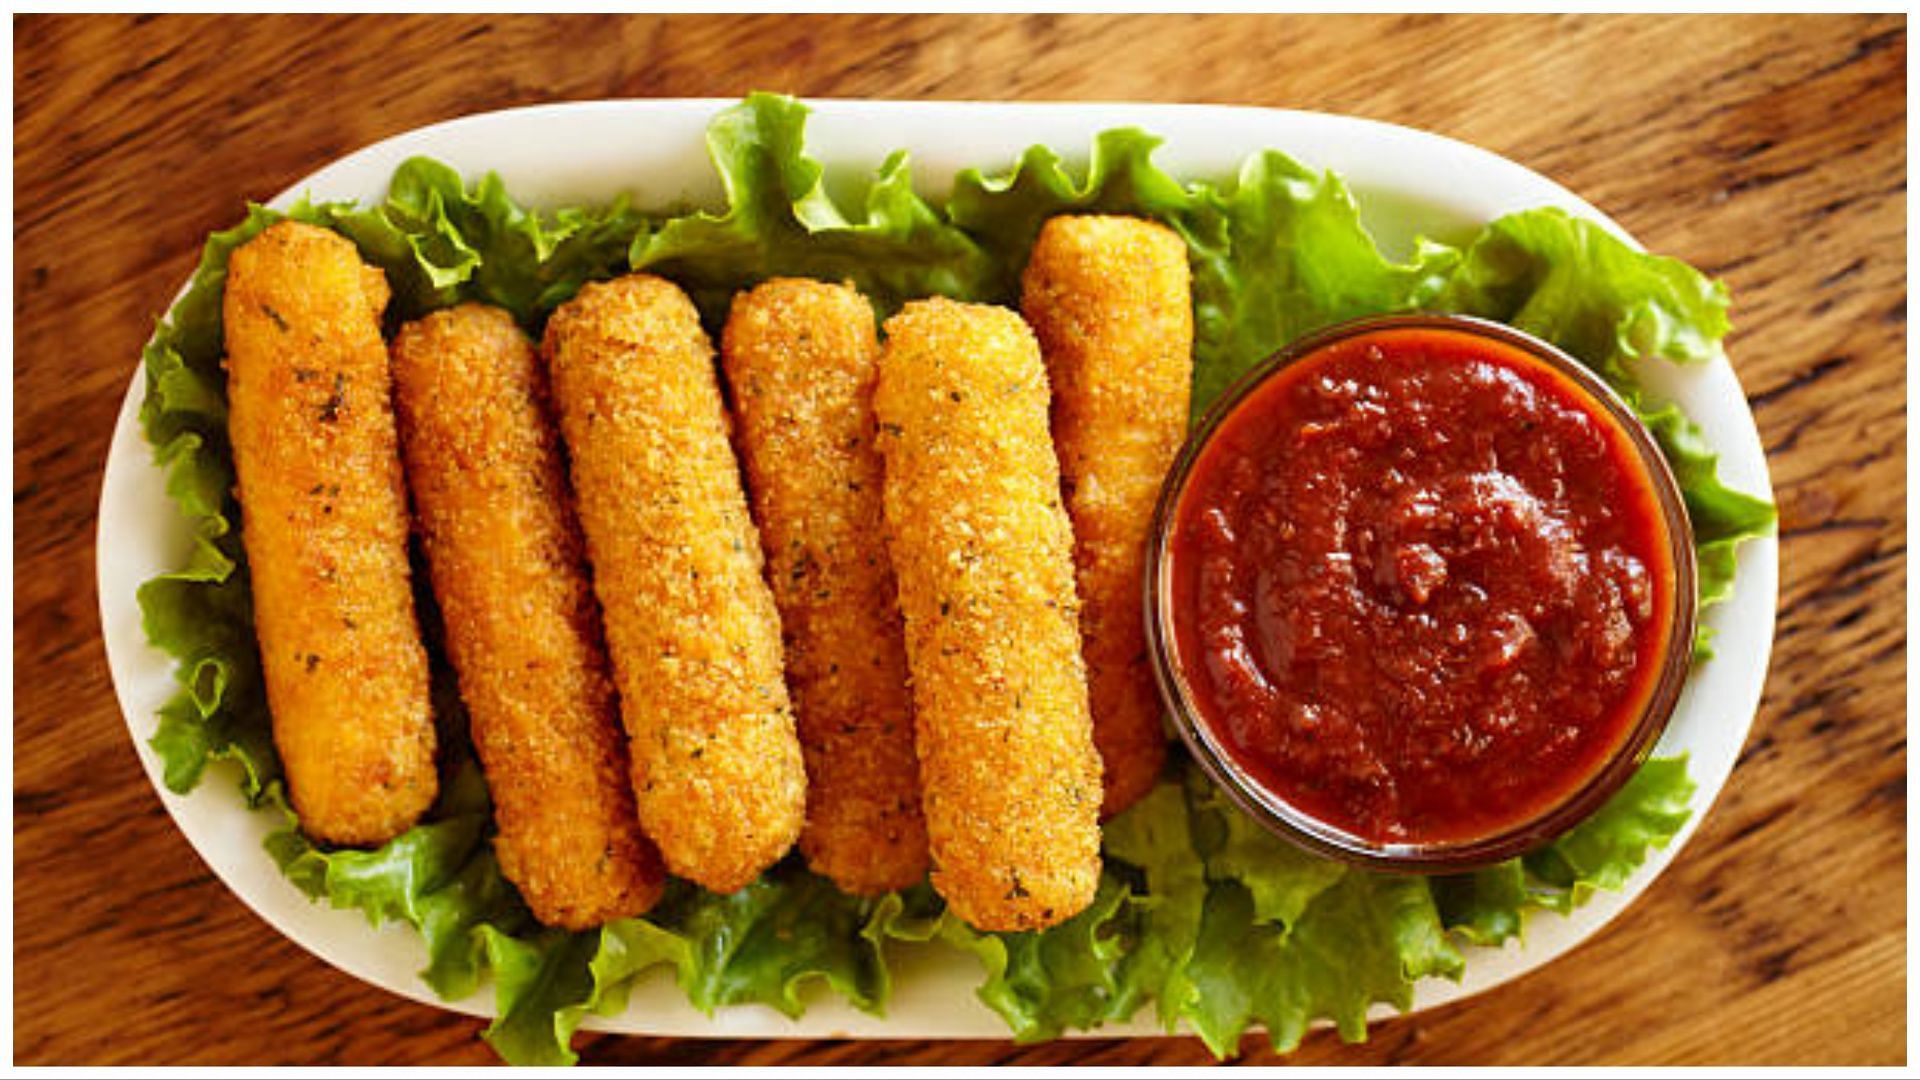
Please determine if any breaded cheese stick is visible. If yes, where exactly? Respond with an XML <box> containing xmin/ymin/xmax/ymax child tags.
<box><xmin>874</xmin><ymin>298</ymin><xmax>1102</xmax><ymax>932</ymax></box>
<box><xmin>223</xmin><ymin>220</ymin><xmax>436</xmax><ymax>846</ymax></box>
<box><xmin>720</xmin><ymin>278</ymin><xmax>929</xmax><ymax>895</ymax></box>
<box><xmin>543</xmin><ymin>274</ymin><xmax>806</xmax><ymax>894</ymax></box>
<box><xmin>391</xmin><ymin>304</ymin><xmax>665</xmax><ymax>928</ymax></box>
<box><xmin>1021</xmin><ymin>214</ymin><xmax>1193</xmax><ymax>817</ymax></box>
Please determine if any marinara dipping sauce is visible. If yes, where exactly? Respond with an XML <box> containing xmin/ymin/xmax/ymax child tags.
<box><xmin>1148</xmin><ymin>315</ymin><xmax>1696</xmax><ymax>868</ymax></box>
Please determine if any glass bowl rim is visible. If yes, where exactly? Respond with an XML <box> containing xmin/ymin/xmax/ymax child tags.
<box><xmin>1142</xmin><ymin>312</ymin><xmax>1701</xmax><ymax>873</ymax></box>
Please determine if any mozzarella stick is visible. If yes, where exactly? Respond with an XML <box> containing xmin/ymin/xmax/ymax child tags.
<box><xmin>1021</xmin><ymin>214</ymin><xmax>1192</xmax><ymax>817</ymax></box>
<box><xmin>720</xmin><ymin>279</ymin><xmax>929</xmax><ymax>895</ymax></box>
<box><xmin>543</xmin><ymin>274</ymin><xmax>806</xmax><ymax>894</ymax></box>
<box><xmin>223</xmin><ymin>220</ymin><xmax>436</xmax><ymax>846</ymax></box>
<box><xmin>875</xmin><ymin>297</ymin><xmax>1102</xmax><ymax>932</ymax></box>
<box><xmin>391</xmin><ymin>303</ymin><xmax>665</xmax><ymax>928</ymax></box>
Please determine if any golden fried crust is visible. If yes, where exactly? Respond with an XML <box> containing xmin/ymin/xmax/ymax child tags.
<box><xmin>391</xmin><ymin>303</ymin><xmax>666</xmax><ymax>928</ymax></box>
<box><xmin>223</xmin><ymin>220</ymin><xmax>436</xmax><ymax>847</ymax></box>
<box><xmin>721</xmin><ymin>279</ymin><xmax>929</xmax><ymax>895</ymax></box>
<box><xmin>874</xmin><ymin>298</ymin><xmax>1103</xmax><ymax>932</ymax></box>
<box><xmin>1021</xmin><ymin>215</ymin><xmax>1193</xmax><ymax>817</ymax></box>
<box><xmin>543</xmin><ymin>274</ymin><xmax>806</xmax><ymax>894</ymax></box>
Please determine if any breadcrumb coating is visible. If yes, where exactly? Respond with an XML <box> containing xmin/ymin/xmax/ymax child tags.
<box><xmin>721</xmin><ymin>279</ymin><xmax>930</xmax><ymax>895</ymax></box>
<box><xmin>391</xmin><ymin>303</ymin><xmax>666</xmax><ymax>928</ymax></box>
<box><xmin>874</xmin><ymin>297</ymin><xmax>1103</xmax><ymax>932</ymax></box>
<box><xmin>223</xmin><ymin>220</ymin><xmax>437</xmax><ymax>847</ymax></box>
<box><xmin>543</xmin><ymin>274</ymin><xmax>806</xmax><ymax>894</ymax></box>
<box><xmin>1022</xmin><ymin>215</ymin><xmax>1193</xmax><ymax>817</ymax></box>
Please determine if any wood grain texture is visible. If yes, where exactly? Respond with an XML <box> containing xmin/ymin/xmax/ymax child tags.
<box><xmin>13</xmin><ymin>12</ymin><xmax>1904</xmax><ymax>1067</ymax></box>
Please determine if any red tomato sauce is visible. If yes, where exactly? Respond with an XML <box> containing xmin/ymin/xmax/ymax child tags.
<box><xmin>1167</xmin><ymin>326</ymin><xmax>1677</xmax><ymax>846</ymax></box>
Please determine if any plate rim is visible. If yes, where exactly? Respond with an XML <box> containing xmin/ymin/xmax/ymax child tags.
<box><xmin>94</xmin><ymin>95</ymin><xmax>1779</xmax><ymax>1043</ymax></box>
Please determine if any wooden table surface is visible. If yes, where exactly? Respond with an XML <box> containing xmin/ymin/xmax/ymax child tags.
<box><xmin>13</xmin><ymin>13</ymin><xmax>1906</xmax><ymax>1067</ymax></box>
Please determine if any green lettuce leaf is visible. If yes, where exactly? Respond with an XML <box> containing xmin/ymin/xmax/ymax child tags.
<box><xmin>1175</xmin><ymin>153</ymin><xmax>1461</xmax><ymax>415</ymax></box>
<box><xmin>325</xmin><ymin>158</ymin><xmax>648</xmax><ymax>327</ymax></box>
<box><xmin>477</xmin><ymin>927</ymin><xmax>605</xmax><ymax>1067</ymax></box>
<box><xmin>948</xmin><ymin>128</ymin><xmax>1459</xmax><ymax>416</ymax></box>
<box><xmin>1523</xmin><ymin>756</ymin><xmax>1699</xmax><ymax>905</ymax></box>
<box><xmin>1638</xmin><ymin>403</ymin><xmax>1781</xmax><ymax>613</ymax></box>
<box><xmin>1433</xmin><ymin>755</ymin><xmax>1699</xmax><ymax>943</ymax></box>
<box><xmin>479</xmin><ymin>870</ymin><xmax>951</xmax><ymax>1067</ymax></box>
<box><xmin>1102</xmin><ymin>780</ymin><xmax>1210</xmax><ymax>1029</ymax></box>
<box><xmin>947</xmin><ymin>127</ymin><xmax>1199</xmax><ymax>300</ymax></box>
<box><xmin>1094</xmin><ymin>757</ymin><xmax>1700</xmax><ymax>1057</ymax></box>
<box><xmin>132</xmin><ymin>93</ymin><xmax>1769</xmax><ymax>1066</ymax></box>
<box><xmin>1173</xmin><ymin>871</ymin><xmax>1463</xmax><ymax>1058</ymax></box>
<box><xmin>935</xmin><ymin>874</ymin><xmax>1137</xmax><ymax>1042</ymax></box>
<box><xmin>1181</xmin><ymin>766</ymin><xmax>1344</xmax><ymax>929</ymax></box>
<box><xmin>628</xmin><ymin>91</ymin><xmax>998</xmax><ymax>326</ymax></box>
<box><xmin>662</xmin><ymin>858</ymin><xmax>902</xmax><ymax>1017</ymax></box>
<box><xmin>1431</xmin><ymin>860</ymin><xmax>1533</xmax><ymax>948</ymax></box>
<box><xmin>1429</xmin><ymin>207</ymin><xmax>1731</xmax><ymax>383</ymax></box>
<box><xmin>1169</xmin><ymin>764</ymin><xmax>1463</xmax><ymax>1056</ymax></box>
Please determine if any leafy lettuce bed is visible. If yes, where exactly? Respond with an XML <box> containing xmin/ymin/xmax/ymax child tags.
<box><xmin>136</xmin><ymin>93</ymin><xmax>1775</xmax><ymax>1065</ymax></box>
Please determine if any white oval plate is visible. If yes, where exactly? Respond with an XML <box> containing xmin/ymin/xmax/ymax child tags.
<box><xmin>97</xmin><ymin>99</ymin><xmax>1778</xmax><ymax>1042</ymax></box>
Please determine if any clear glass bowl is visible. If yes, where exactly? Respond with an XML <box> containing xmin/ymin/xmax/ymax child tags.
<box><xmin>1144</xmin><ymin>313</ymin><xmax>1699</xmax><ymax>872</ymax></box>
